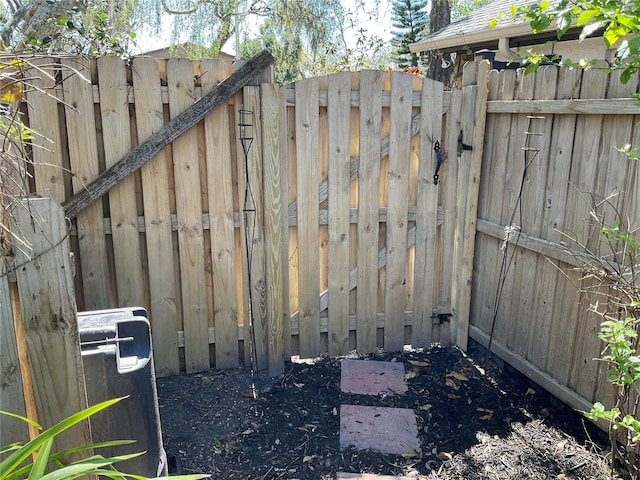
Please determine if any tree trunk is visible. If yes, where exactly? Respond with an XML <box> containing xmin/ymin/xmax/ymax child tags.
<box><xmin>427</xmin><ymin>0</ymin><xmax>453</xmax><ymax>85</ymax></box>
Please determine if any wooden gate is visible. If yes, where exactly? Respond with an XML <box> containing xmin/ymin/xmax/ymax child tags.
<box><xmin>5</xmin><ymin>53</ymin><xmax>461</xmax><ymax>377</ymax></box>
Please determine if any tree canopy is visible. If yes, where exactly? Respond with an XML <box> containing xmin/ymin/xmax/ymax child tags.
<box><xmin>389</xmin><ymin>0</ymin><xmax>429</xmax><ymax>69</ymax></box>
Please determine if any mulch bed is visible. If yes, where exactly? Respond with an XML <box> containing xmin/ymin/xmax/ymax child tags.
<box><xmin>157</xmin><ymin>345</ymin><xmax>615</xmax><ymax>479</ymax></box>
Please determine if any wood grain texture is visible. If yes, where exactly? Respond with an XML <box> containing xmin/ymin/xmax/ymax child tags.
<box><xmin>132</xmin><ymin>56</ymin><xmax>180</xmax><ymax>377</ymax></box>
<box><xmin>167</xmin><ymin>58</ymin><xmax>209</xmax><ymax>373</ymax></box>
<box><xmin>452</xmin><ymin>61</ymin><xmax>490</xmax><ymax>350</ymax></box>
<box><xmin>239</xmin><ymin>87</ymin><xmax>269</xmax><ymax>370</ymax></box>
<box><xmin>356</xmin><ymin>71</ymin><xmax>383</xmax><ymax>354</ymax></box>
<box><xmin>61</xmin><ymin>56</ymin><xmax>111</xmax><ymax>310</ymax></box>
<box><xmin>412</xmin><ymin>77</ymin><xmax>443</xmax><ymax>348</ymax></box>
<box><xmin>327</xmin><ymin>73</ymin><xmax>351</xmax><ymax>356</ymax></box>
<box><xmin>202</xmin><ymin>60</ymin><xmax>239</xmax><ymax>369</ymax></box>
<box><xmin>98</xmin><ymin>56</ymin><xmax>146</xmax><ymax>309</ymax></box>
<box><xmin>26</xmin><ymin>57</ymin><xmax>65</xmax><ymax>202</ymax></box>
<box><xmin>261</xmin><ymin>83</ymin><xmax>289</xmax><ymax>375</ymax></box>
<box><xmin>64</xmin><ymin>50</ymin><xmax>274</xmax><ymax>220</ymax></box>
<box><xmin>13</xmin><ymin>199</ymin><xmax>91</xmax><ymax>460</ymax></box>
<box><xmin>295</xmin><ymin>78</ymin><xmax>321</xmax><ymax>358</ymax></box>
<box><xmin>383</xmin><ymin>72</ymin><xmax>413</xmax><ymax>352</ymax></box>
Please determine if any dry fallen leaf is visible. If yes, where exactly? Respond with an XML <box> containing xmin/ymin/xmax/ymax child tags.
<box><xmin>242</xmin><ymin>429</ymin><xmax>254</xmax><ymax>435</ymax></box>
<box><xmin>293</xmin><ymin>382</ymin><xmax>305</xmax><ymax>388</ymax></box>
<box><xmin>418</xmin><ymin>403</ymin><xmax>432</xmax><ymax>411</ymax></box>
<box><xmin>477</xmin><ymin>407</ymin><xmax>494</xmax><ymax>420</ymax></box>
<box><xmin>303</xmin><ymin>455</ymin><xmax>316</xmax><ymax>463</ymax></box>
<box><xmin>526</xmin><ymin>387</ymin><xmax>537</xmax><ymax>395</ymax></box>
<box><xmin>408</xmin><ymin>360</ymin><xmax>430</xmax><ymax>367</ymax></box>
<box><xmin>405</xmin><ymin>371</ymin><xmax>418</xmax><ymax>380</ymax></box>
<box><xmin>438</xmin><ymin>452</ymin><xmax>453</xmax><ymax>461</ymax></box>
<box><xmin>447</xmin><ymin>371</ymin><xmax>469</xmax><ymax>381</ymax></box>
<box><xmin>445</xmin><ymin>378</ymin><xmax>458</xmax><ymax>389</ymax></box>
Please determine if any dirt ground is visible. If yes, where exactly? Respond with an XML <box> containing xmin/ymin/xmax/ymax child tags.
<box><xmin>156</xmin><ymin>345</ymin><xmax>616</xmax><ymax>480</ymax></box>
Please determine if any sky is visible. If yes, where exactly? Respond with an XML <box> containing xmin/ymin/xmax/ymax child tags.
<box><xmin>133</xmin><ymin>0</ymin><xmax>393</xmax><ymax>56</ymax></box>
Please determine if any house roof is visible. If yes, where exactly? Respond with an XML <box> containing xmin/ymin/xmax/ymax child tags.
<box><xmin>409</xmin><ymin>0</ymin><xmax>579</xmax><ymax>54</ymax></box>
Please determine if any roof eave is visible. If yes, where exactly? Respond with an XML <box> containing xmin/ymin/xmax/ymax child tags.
<box><xmin>409</xmin><ymin>23</ymin><xmax>554</xmax><ymax>53</ymax></box>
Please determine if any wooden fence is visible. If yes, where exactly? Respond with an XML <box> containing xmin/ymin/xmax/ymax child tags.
<box><xmin>4</xmin><ymin>55</ymin><xmax>463</xmax><ymax>379</ymax></box>
<box><xmin>466</xmin><ymin>63</ymin><xmax>640</xmax><ymax>415</ymax></box>
<box><xmin>3</xmin><ymin>54</ymin><xmax>639</xmax><ymax>429</ymax></box>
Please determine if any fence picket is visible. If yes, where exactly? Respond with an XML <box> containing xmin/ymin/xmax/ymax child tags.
<box><xmin>412</xmin><ymin>78</ymin><xmax>443</xmax><ymax>347</ymax></box>
<box><xmin>167</xmin><ymin>58</ymin><xmax>209</xmax><ymax>373</ymax></box>
<box><xmin>327</xmin><ymin>72</ymin><xmax>352</xmax><ymax>356</ymax></box>
<box><xmin>295</xmin><ymin>78</ymin><xmax>321</xmax><ymax>358</ymax></box>
<box><xmin>12</xmin><ymin>199</ymin><xmax>91</xmax><ymax>460</ymax></box>
<box><xmin>356</xmin><ymin>71</ymin><xmax>383</xmax><ymax>354</ymax></box>
<box><xmin>384</xmin><ymin>72</ymin><xmax>413</xmax><ymax>351</ymax></box>
<box><xmin>202</xmin><ymin>60</ymin><xmax>239</xmax><ymax>369</ymax></box>
<box><xmin>261</xmin><ymin>83</ymin><xmax>289</xmax><ymax>375</ymax></box>
<box><xmin>98</xmin><ymin>57</ymin><xmax>146</xmax><ymax>310</ymax></box>
<box><xmin>26</xmin><ymin>58</ymin><xmax>65</xmax><ymax>203</ymax></box>
<box><xmin>132</xmin><ymin>57</ymin><xmax>180</xmax><ymax>377</ymax></box>
<box><xmin>62</xmin><ymin>57</ymin><xmax>111</xmax><ymax>310</ymax></box>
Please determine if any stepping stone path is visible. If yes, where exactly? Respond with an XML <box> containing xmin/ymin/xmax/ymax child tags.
<box><xmin>338</xmin><ymin>359</ymin><xmax>420</xmax><ymax>480</ymax></box>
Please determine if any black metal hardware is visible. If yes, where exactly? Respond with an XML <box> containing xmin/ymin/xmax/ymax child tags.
<box><xmin>431</xmin><ymin>312</ymin><xmax>453</xmax><ymax>324</ymax></box>
<box><xmin>433</xmin><ymin>140</ymin><xmax>443</xmax><ymax>185</ymax></box>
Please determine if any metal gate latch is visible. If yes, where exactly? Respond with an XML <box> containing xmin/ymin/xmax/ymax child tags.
<box><xmin>433</xmin><ymin>140</ymin><xmax>443</xmax><ymax>185</ymax></box>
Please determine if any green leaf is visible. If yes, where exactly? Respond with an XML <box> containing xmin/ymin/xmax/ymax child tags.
<box><xmin>28</xmin><ymin>438</ymin><xmax>53</xmax><ymax>480</ymax></box>
<box><xmin>576</xmin><ymin>9</ymin><xmax>599</xmax><ymax>26</ymax></box>
<box><xmin>0</xmin><ymin>397</ymin><xmax>126</xmax><ymax>479</ymax></box>
<box><xmin>0</xmin><ymin>411</ymin><xmax>42</xmax><ymax>430</ymax></box>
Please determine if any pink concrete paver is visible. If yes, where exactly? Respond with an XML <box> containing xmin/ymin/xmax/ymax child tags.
<box><xmin>340</xmin><ymin>359</ymin><xmax>407</xmax><ymax>395</ymax></box>
<box><xmin>337</xmin><ymin>473</ymin><xmax>413</xmax><ymax>479</ymax></box>
<box><xmin>340</xmin><ymin>404</ymin><xmax>421</xmax><ymax>455</ymax></box>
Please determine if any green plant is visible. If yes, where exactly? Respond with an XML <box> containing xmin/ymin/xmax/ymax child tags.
<box><xmin>559</xmin><ymin>191</ymin><xmax>640</xmax><ymax>479</ymax></box>
<box><xmin>1</xmin><ymin>398</ymin><xmax>209</xmax><ymax>480</ymax></box>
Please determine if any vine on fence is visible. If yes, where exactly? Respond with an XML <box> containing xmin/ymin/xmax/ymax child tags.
<box><xmin>560</xmin><ymin>185</ymin><xmax>640</xmax><ymax>480</ymax></box>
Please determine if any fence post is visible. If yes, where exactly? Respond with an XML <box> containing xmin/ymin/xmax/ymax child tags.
<box><xmin>0</xmin><ymin>273</ymin><xmax>29</xmax><ymax>446</ymax></box>
<box><xmin>451</xmin><ymin>60</ymin><xmax>490</xmax><ymax>350</ymax></box>
<box><xmin>9</xmin><ymin>198</ymin><xmax>91</xmax><ymax>458</ymax></box>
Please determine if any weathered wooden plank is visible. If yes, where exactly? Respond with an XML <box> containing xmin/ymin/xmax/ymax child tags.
<box><xmin>504</xmin><ymin>68</ymin><xmax>535</xmax><ymax>354</ymax></box>
<box><xmin>511</xmin><ymin>67</ymin><xmax>555</xmax><ymax>359</ymax></box>
<box><xmin>240</xmin><ymin>87</ymin><xmax>269</xmax><ymax>370</ymax></box>
<box><xmin>471</xmin><ymin>69</ymin><xmax>502</xmax><ymax>337</ymax></box>
<box><xmin>26</xmin><ymin>57</ymin><xmax>65</xmax><ymax>202</ymax></box>
<box><xmin>201</xmin><ymin>60</ymin><xmax>239</xmax><ymax>370</ymax></box>
<box><xmin>412</xmin><ymin>78</ymin><xmax>443</xmax><ymax>348</ymax></box>
<box><xmin>437</xmin><ymin>87</ymin><xmax>462</xmax><ymax>346</ymax></box>
<box><xmin>384</xmin><ymin>72</ymin><xmax>413</xmax><ymax>352</ymax></box>
<box><xmin>327</xmin><ymin>72</ymin><xmax>351</xmax><ymax>356</ymax></box>
<box><xmin>0</xmin><ymin>273</ymin><xmax>28</xmax><ymax>446</ymax></box>
<box><xmin>529</xmin><ymin>67</ymin><xmax>580</xmax><ymax>371</ymax></box>
<box><xmin>452</xmin><ymin>60</ymin><xmax>490</xmax><ymax>350</ymax></box>
<box><xmin>356</xmin><ymin>71</ymin><xmax>383</xmax><ymax>354</ymax></box>
<box><xmin>591</xmin><ymin>70</ymin><xmax>639</xmax><ymax>408</ymax></box>
<box><xmin>61</xmin><ymin>56</ymin><xmax>111</xmax><ymax>310</ymax></box>
<box><xmin>132</xmin><ymin>56</ymin><xmax>180</xmax><ymax>377</ymax></box>
<box><xmin>167</xmin><ymin>58</ymin><xmax>209</xmax><ymax>373</ymax></box>
<box><xmin>487</xmin><ymin>97</ymin><xmax>640</xmax><ymax>115</ymax></box>
<box><xmin>13</xmin><ymin>198</ymin><xmax>91</xmax><ymax>460</ymax></box>
<box><xmin>565</xmin><ymin>68</ymin><xmax>608</xmax><ymax>400</ymax></box>
<box><xmin>261</xmin><ymin>82</ymin><xmax>289</xmax><ymax>375</ymax></box>
<box><xmin>295</xmin><ymin>77</ymin><xmax>321</xmax><ymax>358</ymax></box>
<box><xmin>63</xmin><ymin>50</ymin><xmax>274</xmax><ymax>220</ymax></box>
<box><xmin>98</xmin><ymin>56</ymin><xmax>146</xmax><ymax>309</ymax></box>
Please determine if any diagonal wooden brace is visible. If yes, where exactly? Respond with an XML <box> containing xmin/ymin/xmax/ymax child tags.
<box><xmin>63</xmin><ymin>50</ymin><xmax>274</xmax><ymax>220</ymax></box>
